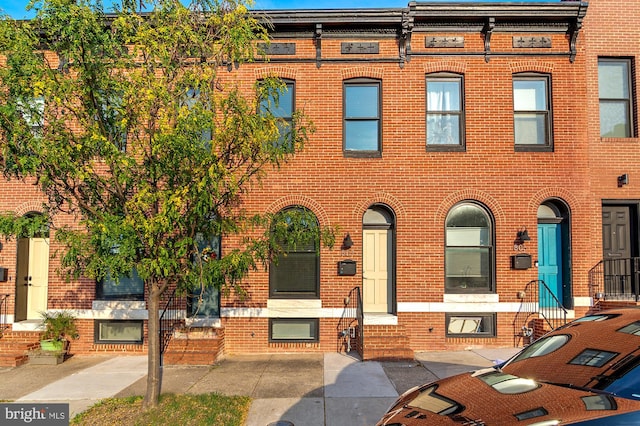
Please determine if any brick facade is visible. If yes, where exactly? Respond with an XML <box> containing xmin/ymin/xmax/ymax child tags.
<box><xmin>2</xmin><ymin>0</ymin><xmax>638</xmax><ymax>362</ymax></box>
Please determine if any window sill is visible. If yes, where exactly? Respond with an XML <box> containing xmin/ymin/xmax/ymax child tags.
<box><xmin>514</xmin><ymin>145</ymin><xmax>553</xmax><ymax>152</ymax></box>
<box><xmin>600</xmin><ymin>137</ymin><xmax>639</xmax><ymax>143</ymax></box>
<box><xmin>443</xmin><ymin>294</ymin><xmax>499</xmax><ymax>303</ymax></box>
<box><xmin>427</xmin><ymin>145</ymin><xmax>465</xmax><ymax>152</ymax></box>
<box><xmin>267</xmin><ymin>299</ymin><xmax>322</xmax><ymax>309</ymax></box>
<box><xmin>92</xmin><ymin>300</ymin><xmax>146</xmax><ymax>310</ymax></box>
<box><xmin>343</xmin><ymin>150</ymin><xmax>382</xmax><ymax>158</ymax></box>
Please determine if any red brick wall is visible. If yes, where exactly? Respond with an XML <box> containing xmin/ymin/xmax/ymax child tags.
<box><xmin>217</xmin><ymin>29</ymin><xmax>590</xmax><ymax>353</ymax></box>
<box><xmin>1</xmin><ymin>6</ymin><xmax>612</xmax><ymax>356</ymax></box>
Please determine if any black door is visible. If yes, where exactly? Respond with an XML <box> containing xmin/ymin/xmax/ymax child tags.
<box><xmin>602</xmin><ymin>206</ymin><xmax>634</xmax><ymax>298</ymax></box>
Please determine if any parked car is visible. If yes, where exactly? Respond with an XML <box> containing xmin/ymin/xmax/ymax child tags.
<box><xmin>376</xmin><ymin>308</ymin><xmax>640</xmax><ymax>425</ymax></box>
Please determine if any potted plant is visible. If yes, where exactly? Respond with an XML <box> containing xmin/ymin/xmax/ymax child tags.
<box><xmin>39</xmin><ymin>310</ymin><xmax>79</xmax><ymax>353</ymax></box>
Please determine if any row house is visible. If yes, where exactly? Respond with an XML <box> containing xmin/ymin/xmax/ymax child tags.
<box><xmin>1</xmin><ymin>0</ymin><xmax>636</xmax><ymax>364</ymax></box>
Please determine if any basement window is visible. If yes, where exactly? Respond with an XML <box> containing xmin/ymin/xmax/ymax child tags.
<box><xmin>445</xmin><ymin>313</ymin><xmax>496</xmax><ymax>337</ymax></box>
<box><xmin>269</xmin><ymin>318</ymin><xmax>318</xmax><ymax>343</ymax></box>
<box><xmin>95</xmin><ymin>320</ymin><xmax>143</xmax><ymax>344</ymax></box>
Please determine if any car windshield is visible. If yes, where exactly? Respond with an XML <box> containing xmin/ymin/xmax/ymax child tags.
<box><xmin>598</xmin><ymin>360</ymin><xmax>640</xmax><ymax>400</ymax></box>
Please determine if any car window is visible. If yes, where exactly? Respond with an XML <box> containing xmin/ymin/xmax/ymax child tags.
<box><xmin>507</xmin><ymin>335</ymin><xmax>570</xmax><ymax>364</ymax></box>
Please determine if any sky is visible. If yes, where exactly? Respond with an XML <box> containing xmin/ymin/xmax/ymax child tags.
<box><xmin>0</xmin><ymin>0</ymin><xmax>408</xmax><ymax>19</ymax></box>
<box><xmin>2</xmin><ymin>0</ymin><xmax>552</xmax><ymax>19</ymax></box>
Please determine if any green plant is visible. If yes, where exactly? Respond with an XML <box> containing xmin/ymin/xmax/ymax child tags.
<box><xmin>40</xmin><ymin>310</ymin><xmax>79</xmax><ymax>343</ymax></box>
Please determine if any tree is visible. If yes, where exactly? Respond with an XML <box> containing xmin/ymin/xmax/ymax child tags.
<box><xmin>0</xmin><ymin>0</ymin><xmax>326</xmax><ymax>408</ymax></box>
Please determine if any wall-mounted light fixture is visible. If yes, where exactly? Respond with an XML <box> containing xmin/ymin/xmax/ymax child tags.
<box><xmin>516</xmin><ymin>226</ymin><xmax>530</xmax><ymax>243</ymax></box>
<box><xmin>342</xmin><ymin>233</ymin><xmax>353</xmax><ymax>249</ymax></box>
<box><xmin>618</xmin><ymin>174</ymin><xmax>629</xmax><ymax>187</ymax></box>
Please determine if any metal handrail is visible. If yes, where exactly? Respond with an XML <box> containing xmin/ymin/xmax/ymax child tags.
<box><xmin>337</xmin><ymin>286</ymin><xmax>364</xmax><ymax>357</ymax></box>
<box><xmin>159</xmin><ymin>287</ymin><xmax>183</xmax><ymax>365</ymax></box>
<box><xmin>513</xmin><ymin>279</ymin><xmax>567</xmax><ymax>343</ymax></box>
<box><xmin>537</xmin><ymin>279</ymin><xmax>568</xmax><ymax>330</ymax></box>
<box><xmin>0</xmin><ymin>294</ymin><xmax>9</xmax><ymax>337</ymax></box>
<box><xmin>589</xmin><ymin>257</ymin><xmax>640</xmax><ymax>302</ymax></box>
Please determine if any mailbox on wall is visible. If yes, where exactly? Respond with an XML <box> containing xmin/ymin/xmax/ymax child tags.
<box><xmin>511</xmin><ymin>253</ymin><xmax>532</xmax><ymax>270</ymax></box>
<box><xmin>337</xmin><ymin>260</ymin><xmax>357</xmax><ymax>276</ymax></box>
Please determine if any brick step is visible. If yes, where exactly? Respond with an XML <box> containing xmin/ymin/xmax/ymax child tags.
<box><xmin>164</xmin><ymin>350</ymin><xmax>220</xmax><ymax>365</ymax></box>
<box><xmin>163</xmin><ymin>327</ymin><xmax>224</xmax><ymax>365</ymax></box>
<box><xmin>362</xmin><ymin>324</ymin><xmax>414</xmax><ymax>361</ymax></box>
<box><xmin>166</xmin><ymin>339</ymin><xmax>221</xmax><ymax>351</ymax></box>
<box><xmin>364</xmin><ymin>348</ymin><xmax>415</xmax><ymax>361</ymax></box>
<box><xmin>0</xmin><ymin>353</ymin><xmax>29</xmax><ymax>367</ymax></box>
<box><xmin>0</xmin><ymin>341</ymin><xmax>40</xmax><ymax>353</ymax></box>
<box><xmin>1</xmin><ymin>331</ymin><xmax>43</xmax><ymax>341</ymax></box>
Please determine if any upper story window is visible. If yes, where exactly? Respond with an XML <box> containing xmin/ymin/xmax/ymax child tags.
<box><xmin>260</xmin><ymin>79</ymin><xmax>294</xmax><ymax>149</ymax></box>
<box><xmin>599</xmin><ymin>58</ymin><xmax>635</xmax><ymax>138</ymax></box>
<box><xmin>181</xmin><ymin>88</ymin><xmax>212</xmax><ymax>143</ymax></box>
<box><xmin>343</xmin><ymin>78</ymin><xmax>381</xmax><ymax>157</ymax></box>
<box><xmin>269</xmin><ymin>207</ymin><xmax>320</xmax><ymax>299</ymax></box>
<box><xmin>97</xmin><ymin>91</ymin><xmax>128</xmax><ymax>152</ymax></box>
<box><xmin>426</xmin><ymin>73</ymin><xmax>464</xmax><ymax>150</ymax></box>
<box><xmin>513</xmin><ymin>74</ymin><xmax>552</xmax><ymax>151</ymax></box>
<box><xmin>17</xmin><ymin>96</ymin><xmax>44</xmax><ymax>137</ymax></box>
<box><xmin>445</xmin><ymin>202</ymin><xmax>495</xmax><ymax>294</ymax></box>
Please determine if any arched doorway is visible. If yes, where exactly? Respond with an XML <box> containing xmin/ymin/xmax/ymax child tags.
<box><xmin>362</xmin><ymin>205</ymin><xmax>395</xmax><ymax>314</ymax></box>
<box><xmin>15</xmin><ymin>213</ymin><xmax>50</xmax><ymax>321</ymax></box>
<box><xmin>537</xmin><ymin>200</ymin><xmax>572</xmax><ymax>308</ymax></box>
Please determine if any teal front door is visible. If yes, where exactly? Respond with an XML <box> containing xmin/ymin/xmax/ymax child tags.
<box><xmin>538</xmin><ymin>223</ymin><xmax>562</xmax><ymax>307</ymax></box>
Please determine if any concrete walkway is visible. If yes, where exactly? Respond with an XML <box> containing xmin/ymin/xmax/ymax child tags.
<box><xmin>2</xmin><ymin>347</ymin><xmax>521</xmax><ymax>425</ymax></box>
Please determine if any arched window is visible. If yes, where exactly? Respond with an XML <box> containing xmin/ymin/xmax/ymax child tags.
<box><xmin>445</xmin><ymin>202</ymin><xmax>494</xmax><ymax>293</ymax></box>
<box><xmin>269</xmin><ymin>207</ymin><xmax>319</xmax><ymax>298</ymax></box>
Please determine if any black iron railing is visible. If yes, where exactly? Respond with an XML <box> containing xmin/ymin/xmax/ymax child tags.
<box><xmin>589</xmin><ymin>258</ymin><xmax>640</xmax><ymax>302</ymax></box>
<box><xmin>159</xmin><ymin>287</ymin><xmax>184</xmax><ymax>365</ymax></box>
<box><xmin>0</xmin><ymin>294</ymin><xmax>9</xmax><ymax>337</ymax></box>
<box><xmin>513</xmin><ymin>279</ymin><xmax>567</xmax><ymax>343</ymax></box>
<box><xmin>337</xmin><ymin>286</ymin><xmax>363</xmax><ymax>356</ymax></box>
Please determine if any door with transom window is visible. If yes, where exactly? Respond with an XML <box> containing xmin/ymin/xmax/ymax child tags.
<box><xmin>362</xmin><ymin>205</ymin><xmax>395</xmax><ymax>314</ymax></box>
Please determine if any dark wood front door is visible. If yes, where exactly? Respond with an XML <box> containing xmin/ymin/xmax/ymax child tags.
<box><xmin>603</xmin><ymin>206</ymin><xmax>631</xmax><ymax>260</ymax></box>
<box><xmin>602</xmin><ymin>205</ymin><xmax>634</xmax><ymax>298</ymax></box>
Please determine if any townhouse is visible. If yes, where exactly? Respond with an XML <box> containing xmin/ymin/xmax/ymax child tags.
<box><xmin>2</xmin><ymin>0</ymin><xmax>639</xmax><ymax>363</ymax></box>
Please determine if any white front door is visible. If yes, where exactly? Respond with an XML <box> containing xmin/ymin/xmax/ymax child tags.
<box><xmin>16</xmin><ymin>237</ymin><xmax>49</xmax><ymax>320</ymax></box>
<box><xmin>363</xmin><ymin>229</ymin><xmax>392</xmax><ymax>313</ymax></box>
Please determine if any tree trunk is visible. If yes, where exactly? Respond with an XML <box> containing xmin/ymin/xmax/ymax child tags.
<box><xmin>143</xmin><ymin>282</ymin><xmax>162</xmax><ymax>408</ymax></box>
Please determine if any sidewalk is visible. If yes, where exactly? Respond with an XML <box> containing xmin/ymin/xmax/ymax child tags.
<box><xmin>0</xmin><ymin>347</ymin><xmax>520</xmax><ymax>425</ymax></box>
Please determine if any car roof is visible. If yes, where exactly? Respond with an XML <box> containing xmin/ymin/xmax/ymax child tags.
<box><xmin>502</xmin><ymin>308</ymin><xmax>640</xmax><ymax>389</ymax></box>
<box><xmin>378</xmin><ymin>368</ymin><xmax>640</xmax><ymax>425</ymax></box>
